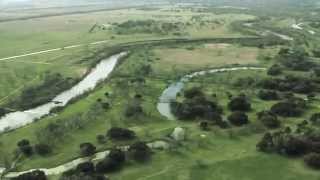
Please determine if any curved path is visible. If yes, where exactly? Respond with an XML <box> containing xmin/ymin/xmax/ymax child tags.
<box><xmin>157</xmin><ymin>66</ymin><xmax>266</xmax><ymax>119</ymax></box>
<box><xmin>0</xmin><ymin>40</ymin><xmax>109</xmax><ymax>62</ymax></box>
<box><xmin>1</xmin><ymin>140</ymin><xmax>169</xmax><ymax>178</ymax></box>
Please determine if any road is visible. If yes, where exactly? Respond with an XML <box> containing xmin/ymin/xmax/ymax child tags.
<box><xmin>0</xmin><ymin>40</ymin><xmax>109</xmax><ymax>62</ymax></box>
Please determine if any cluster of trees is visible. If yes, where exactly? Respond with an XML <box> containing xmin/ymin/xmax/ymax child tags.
<box><xmin>36</xmin><ymin>102</ymin><xmax>105</xmax><ymax>146</ymax></box>
<box><xmin>107</xmin><ymin>127</ymin><xmax>136</xmax><ymax>141</ymax></box>
<box><xmin>226</xmin><ymin>95</ymin><xmax>252</xmax><ymax>127</ymax></box>
<box><xmin>257</xmin><ymin>121</ymin><xmax>320</xmax><ymax>169</ymax></box>
<box><xmin>13</xmin><ymin>170</ymin><xmax>47</xmax><ymax>180</ymax></box>
<box><xmin>259</xmin><ymin>75</ymin><xmax>316</xmax><ymax>94</ymax></box>
<box><xmin>80</xmin><ymin>143</ymin><xmax>96</xmax><ymax>157</ymax></box>
<box><xmin>61</xmin><ymin>141</ymin><xmax>151</xmax><ymax>179</ymax></box>
<box><xmin>227</xmin><ymin>111</ymin><xmax>249</xmax><ymax>126</ymax></box>
<box><xmin>257</xmin><ymin>90</ymin><xmax>280</xmax><ymax>101</ymax></box>
<box><xmin>267</xmin><ymin>64</ymin><xmax>283</xmax><ymax>76</ymax></box>
<box><xmin>257</xmin><ymin>111</ymin><xmax>280</xmax><ymax>129</ymax></box>
<box><xmin>310</xmin><ymin>113</ymin><xmax>320</xmax><ymax>126</ymax></box>
<box><xmin>16</xmin><ymin>139</ymin><xmax>51</xmax><ymax>157</ymax></box>
<box><xmin>113</xmin><ymin>20</ymin><xmax>185</xmax><ymax>35</ymax></box>
<box><xmin>277</xmin><ymin>47</ymin><xmax>316</xmax><ymax>71</ymax></box>
<box><xmin>171</xmin><ymin>87</ymin><xmax>226</xmax><ymax>127</ymax></box>
<box><xmin>7</xmin><ymin>72</ymin><xmax>77</xmax><ymax>110</ymax></box>
<box><xmin>228</xmin><ymin>95</ymin><xmax>251</xmax><ymax>112</ymax></box>
<box><xmin>270</xmin><ymin>97</ymin><xmax>307</xmax><ymax>117</ymax></box>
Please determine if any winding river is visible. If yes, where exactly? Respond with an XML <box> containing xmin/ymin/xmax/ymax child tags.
<box><xmin>0</xmin><ymin>52</ymin><xmax>127</xmax><ymax>133</ymax></box>
<box><xmin>0</xmin><ymin>59</ymin><xmax>266</xmax><ymax>177</ymax></box>
<box><xmin>157</xmin><ymin>67</ymin><xmax>266</xmax><ymax>120</ymax></box>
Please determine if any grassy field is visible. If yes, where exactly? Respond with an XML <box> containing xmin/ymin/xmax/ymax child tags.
<box><xmin>0</xmin><ymin>5</ymin><xmax>256</xmax><ymax>103</ymax></box>
<box><xmin>152</xmin><ymin>44</ymin><xmax>277</xmax><ymax>74</ymax></box>
<box><xmin>1</xmin><ymin>41</ymin><xmax>319</xmax><ymax>180</ymax></box>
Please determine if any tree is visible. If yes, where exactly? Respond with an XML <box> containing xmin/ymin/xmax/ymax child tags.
<box><xmin>282</xmin><ymin>136</ymin><xmax>308</xmax><ymax>156</ymax></box>
<box><xmin>76</xmin><ymin>162</ymin><xmax>95</xmax><ymax>174</ymax></box>
<box><xmin>227</xmin><ymin>111</ymin><xmax>249</xmax><ymax>126</ymax></box>
<box><xmin>34</xmin><ymin>143</ymin><xmax>52</xmax><ymax>156</ymax></box>
<box><xmin>310</xmin><ymin>113</ymin><xmax>320</xmax><ymax>125</ymax></box>
<box><xmin>80</xmin><ymin>143</ymin><xmax>96</xmax><ymax>157</ymax></box>
<box><xmin>257</xmin><ymin>90</ymin><xmax>279</xmax><ymax>101</ymax></box>
<box><xmin>184</xmin><ymin>87</ymin><xmax>204</xmax><ymax>99</ymax></box>
<box><xmin>125</xmin><ymin>100</ymin><xmax>143</xmax><ymax>117</ymax></box>
<box><xmin>304</xmin><ymin>153</ymin><xmax>320</xmax><ymax>169</ymax></box>
<box><xmin>271</xmin><ymin>101</ymin><xmax>304</xmax><ymax>117</ymax></box>
<box><xmin>96</xmin><ymin>135</ymin><xmax>107</xmax><ymax>144</ymax></box>
<box><xmin>95</xmin><ymin>158</ymin><xmax>122</xmax><ymax>173</ymax></box>
<box><xmin>257</xmin><ymin>132</ymin><xmax>274</xmax><ymax>152</ymax></box>
<box><xmin>257</xmin><ymin>111</ymin><xmax>280</xmax><ymax>129</ymax></box>
<box><xmin>13</xmin><ymin>170</ymin><xmax>47</xmax><ymax>180</ymax></box>
<box><xmin>199</xmin><ymin>121</ymin><xmax>209</xmax><ymax>131</ymax></box>
<box><xmin>171</xmin><ymin>94</ymin><xmax>222</xmax><ymax>121</ymax></box>
<box><xmin>108</xmin><ymin>149</ymin><xmax>126</xmax><ymax>163</ymax></box>
<box><xmin>267</xmin><ymin>64</ymin><xmax>282</xmax><ymax>76</ymax></box>
<box><xmin>128</xmin><ymin>141</ymin><xmax>152</xmax><ymax>162</ymax></box>
<box><xmin>228</xmin><ymin>96</ymin><xmax>251</xmax><ymax>112</ymax></box>
<box><xmin>107</xmin><ymin>127</ymin><xmax>135</xmax><ymax>140</ymax></box>
<box><xmin>0</xmin><ymin>107</ymin><xmax>7</xmax><ymax>117</ymax></box>
<box><xmin>17</xmin><ymin>139</ymin><xmax>33</xmax><ymax>157</ymax></box>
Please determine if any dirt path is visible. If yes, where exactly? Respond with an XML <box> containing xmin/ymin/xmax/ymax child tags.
<box><xmin>0</xmin><ymin>40</ymin><xmax>109</xmax><ymax>62</ymax></box>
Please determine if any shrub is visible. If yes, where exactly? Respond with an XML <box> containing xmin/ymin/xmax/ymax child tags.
<box><xmin>199</xmin><ymin>121</ymin><xmax>209</xmax><ymax>131</ymax></box>
<box><xmin>271</xmin><ymin>98</ymin><xmax>306</xmax><ymax>117</ymax></box>
<box><xmin>96</xmin><ymin>135</ymin><xmax>107</xmax><ymax>144</ymax></box>
<box><xmin>95</xmin><ymin>148</ymin><xmax>126</xmax><ymax>174</ymax></box>
<box><xmin>259</xmin><ymin>76</ymin><xmax>314</xmax><ymax>94</ymax></box>
<box><xmin>310</xmin><ymin>113</ymin><xmax>320</xmax><ymax>125</ymax></box>
<box><xmin>267</xmin><ymin>64</ymin><xmax>282</xmax><ymax>76</ymax></box>
<box><xmin>107</xmin><ymin>127</ymin><xmax>135</xmax><ymax>140</ymax></box>
<box><xmin>257</xmin><ymin>90</ymin><xmax>280</xmax><ymax>101</ymax></box>
<box><xmin>171</xmin><ymin>95</ymin><xmax>222</xmax><ymax>121</ymax></box>
<box><xmin>257</xmin><ymin>111</ymin><xmax>280</xmax><ymax>129</ymax></box>
<box><xmin>17</xmin><ymin>139</ymin><xmax>33</xmax><ymax>157</ymax></box>
<box><xmin>13</xmin><ymin>170</ymin><xmax>47</xmax><ymax>180</ymax></box>
<box><xmin>233</xmin><ymin>77</ymin><xmax>256</xmax><ymax>88</ymax></box>
<box><xmin>184</xmin><ymin>87</ymin><xmax>204</xmax><ymax>99</ymax></box>
<box><xmin>257</xmin><ymin>132</ymin><xmax>274</xmax><ymax>152</ymax></box>
<box><xmin>125</xmin><ymin>101</ymin><xmax>143</xmax><ymax>117</ymax></box>
<box><xmin>34</xmin><ymin>144</ymin><xmax>52</xmax><ymax>156</ymax></box>
<box><xmin>108</xmin><ymin>149</ymin><xmax>126</xmax><ymax>163</ymax></box>
<box><xmin>128</xmin><ymin>141</ymin><xmax>152</xmax><ymax>162</ymax></box>
<box><xmin>228</xmin><ymin>96</ymin><xmax>251</xmax><ymax>112</ymax></box>
<box><xmin>304</xmin><ymin>153</ymin><xmax>320</xmax><ymax>169</ymax></box>
<box><xmin>80</xmin><ymin>143</ymin><xmax>96</xmax><ymax>157</ymax></box>
<box><xmin>0</xmin><ymin>107</ymin><xmax>7</xmax><ymax>117</ymax></box>
<box><xmin>282</xmin><ymin>136</ymin><xmax>308</xmax><ymax>156</ymax></box>
<box><xmin>227</xmin><ymin>111</ymin><xmax>249</xmax><ymax>126</ymax></box>
<box><xmin>76</xmin><ymin>162</ymin><xmax>95</xmax><ymax>174</ymax></box>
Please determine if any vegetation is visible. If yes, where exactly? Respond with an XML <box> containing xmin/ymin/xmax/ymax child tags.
<box><xmin>1</xmin><ymin>2</ymin><xmax>320</xmax><ymax>180</ymax></box>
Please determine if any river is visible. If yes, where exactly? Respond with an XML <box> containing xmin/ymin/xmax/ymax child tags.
<box><xmin>157</xmin><ymin>67</ymin><xmax>266</xmax><ymax>120</ymax></box>
<box><xmin>0</xmin><ymin>52</ymin><xmax>127</xmax><ymax>133</ymax></box>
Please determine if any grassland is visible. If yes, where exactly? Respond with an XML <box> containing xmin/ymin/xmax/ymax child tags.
<box><xmin>1</xmin><ymin>40</ymin><xmax>320</xmax><ymax>180</ymax></box>
<box><xmin>0</xmin><ymin>6</ymin><xmax>256</xmax><ymax>104</ymax></box>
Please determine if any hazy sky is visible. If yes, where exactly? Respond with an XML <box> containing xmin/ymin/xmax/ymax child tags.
<box><xmin>0</xmin><ymin>0</ymin><xmax>31</xmax><ymax>4</ymax></box>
